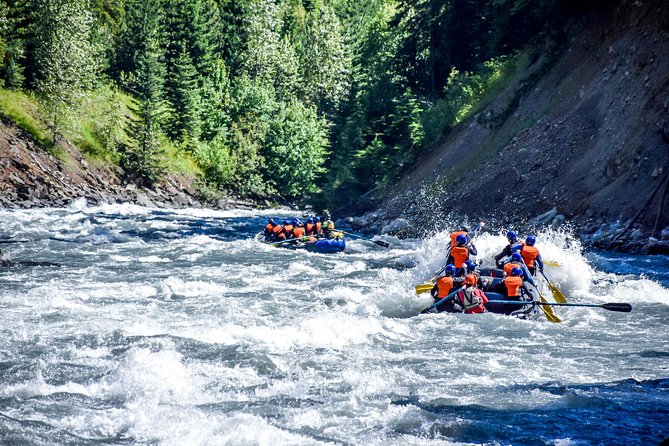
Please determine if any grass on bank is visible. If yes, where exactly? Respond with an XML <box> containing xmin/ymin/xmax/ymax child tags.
<box><xmin>0</xmin><ymin>89</ymin><xmax>51</xmax><ymax>146</ymax></box>
<box><xmin>0</xmin><ymin>85</ymin><xmax>202</xmax><ymax>182</ymax></box>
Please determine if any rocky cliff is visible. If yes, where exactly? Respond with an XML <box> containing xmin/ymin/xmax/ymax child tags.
<box><xmin>355</xmin><ymin>0</ymin><xmax>669</xmax><ymax>254</ymax></box>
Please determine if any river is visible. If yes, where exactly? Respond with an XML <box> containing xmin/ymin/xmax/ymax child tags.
<box><xmin>1</xmin><ymin>201</ymin><xmax>668</xmax><ymax>446</ymax></box>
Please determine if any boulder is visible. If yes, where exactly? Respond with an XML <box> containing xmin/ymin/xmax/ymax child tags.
<box><xmin>381</xmin><ymin>218</ymin><xmax>411</xmax><ymax>237</ymax></box>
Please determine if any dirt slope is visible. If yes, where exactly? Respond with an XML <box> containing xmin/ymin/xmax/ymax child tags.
<box><xmin>372</xmin><ymin>0</ymin><xmax>669</xmax><ymax>253</ymax></box>
<box><xmin>0</xmin><ymin>118</ymin><xmax>254</xmax><ymax>210</ymax></box>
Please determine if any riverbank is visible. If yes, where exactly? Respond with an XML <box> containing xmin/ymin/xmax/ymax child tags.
<box><xmin>347</xmin><ymin>0</ymin><xmax>669</xmax><ymax>255</ymax></box>
<box><xmin>0</xmin><ymin>118</ymin><xmax>257</xmax><ymax>211</ymax></box>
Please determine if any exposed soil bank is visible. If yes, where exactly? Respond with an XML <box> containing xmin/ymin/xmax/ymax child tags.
<box><xmin>0</xmin><ymin>117</ymin><xmax>256</xmax><ymax>211</ymax></box>
<box><xmin>351</xmin><ymin>0</ymin><xmax>669</xmax><ymax>254</ymax></box>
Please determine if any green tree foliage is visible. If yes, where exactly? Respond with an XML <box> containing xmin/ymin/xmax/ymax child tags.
<box><xmin>0</xmin><ymin>0</ymin><xmax>585</xmax><ymax>206</ymax></box>
<box><xmin>32</xmin><ymin>0</ymin><xmax>100</xmax><ymax>144</ymax></box>
<box><xmin>262</xmin><ymin>99</ymin><xmax>329</xmax><ymax>197</ymax></box>
<box><xmin>296</xmin><ymin>1</ymin><xmax>350</xmax><ymax>115</ymax></box>
<box><xmin>117</xmin><ymin>0</ymin><xmax>166</xmax><ymax>185</ymax></box>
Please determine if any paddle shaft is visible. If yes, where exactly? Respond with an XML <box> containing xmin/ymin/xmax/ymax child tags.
<box><xmin>421</xmin><ymin>286</ymin><xmax>465</xmax><ymax>313</ymax></box>
<box><xmin>487</xmin><ymin>300</ymin><xmax>632</xmax><ymax>313</ymax></box>
<box><xmin>539</xmin><ymin>270</ymin><xmax>568</xmax><ymax>303</ymax></box>
<box><xmin>342</xmin><ymin>231</ymin><xmax>390</xmax><ymax>248</ymax></box>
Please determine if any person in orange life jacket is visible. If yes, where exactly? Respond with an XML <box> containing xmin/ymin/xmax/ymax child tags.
<box><xmin>455</xmin><ymin>274</ymin><xmax>489</xmax><ymax>314</ymax></box>
<box><xmin>503</xmin><ymin>267</ymin><xmax>532</xmax><ymax>300</ymax></box>
<box><xmin>503</xmin><ymin>252</ymin><xmax>535</xmax><ymax>286</ymax></box>
<box><xmin>431</xmin><ymin>264</ymin><xmax>465</xmax><ymax>301</ymax></box>
<box><xmin>314</xmin><ymin>216</ymin><xmax>322</xmax><ymax>235</ymax></box>
<box><xmin>264</xmin><ymin>219</ymin><xmax>278</xmax><ymax>241</ymax></box>
<box><xmin>494</xmin><ymin>230</ymin><xmax>525</xmax><ymax>268</ymax></box>
<box><xmin>449</xmin><ymin>226</ymin><xmax>470</xmax><ymax>246</ymax></box>
<box><xmin>463</xmin><ymin>259</ymin><xmax>480</xmax><ymax>278</ymax></box>
<box><xmin>305</xmin><ymin>218</ymin><xmax>317</xmax><ymax>236</ymax></box>
<box><xmin>272</xmin><ymin>221</ymin><xmax>285</xmax><ymax>240</ymax></box>
<box><xmin>520</xmin><ymin>235</ymin><xmax>544</xmax><ymax>276</ymax></box>
<box><xmin>292</xmin><ymin>218</ymin><xmax>306</xmax><ymax>239</ymax></box>
<box><xmin>281</xmin><ymin>220</ymin><xmax>294</xmax><ymax>240</ymax></box>
<box><xmin>447</xmin><ymin>234</ymin><xmax>478</xmax><ymax>270</ymax></box>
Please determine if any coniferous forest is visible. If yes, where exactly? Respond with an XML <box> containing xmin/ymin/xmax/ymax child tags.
<box><xmin>0</xmin><ymin>0</ymin><xmax>587</xmax><ymax>211</ymax></box>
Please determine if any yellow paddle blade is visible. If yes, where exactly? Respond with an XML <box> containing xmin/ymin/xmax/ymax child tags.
<box><xmin>538</xmin><ymin>294</ymin><xmax>561</xmax><ymax>323</ymax></box>
<box><xmin>415</xmin><ymin>283</ymin><xmax>435</xmax><ymax>295</ymax></box>
<box><xmin>548</xmin><ymin>281</ymin><xmax>568</xmax><ymax>303</ymax></box>
<box><xmin>545</xmin><ymin>260</ymin><xmax>561</xmax><ymax>267</ymax></box>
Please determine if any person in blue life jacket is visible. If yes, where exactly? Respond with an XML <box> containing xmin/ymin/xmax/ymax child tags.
<box><xmin>494</xmin><ymin>230</ymin><xmax>524</xmax><ymax>268</ymax></box>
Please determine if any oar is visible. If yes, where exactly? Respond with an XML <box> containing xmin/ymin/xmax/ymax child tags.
<box><xmin>540</xmin><ymin>271</ymin><xmax>568</xmax><ymax>303</ymax></box>
<box><xmin>0</xmin><ymin>239</ymin><xmax>31</xmax><ymax>244</ymax></box>
<box><xmin>415</xmin><ymin>283</ymin><xmax>436</xmax><ymax>294</ymax></box>
<box><xmin>271</xmin><ymin>237</ymin><xmax>305</xmax><ymax>247</ymax></box>
<box><xmin>516</xmin><ymin>255</ymin><xmax>560</xmax><ymax>323</ymax></box>
<box><xmin>531</xmin><ymin>283</ymin><xmax>561</xmax><ymax>323</ymax></box>
<box><xmin>487</xmin><ymin>300</ymin><xmax>632</xmax><ymax>313</ymax></box>
<box><xmin>544</xmin><ymin>260</ymin><xmax>561</xmax><ymax>267</ymax></box>
<box><xmin>342</xmin><ymin>231</ymin><xmax>390</xmax><ymax>248</ymax></box>
<box><xmin>420</xmin><ymin>286</ymin><xmax>465</xmax><ymax>314</ymax></box>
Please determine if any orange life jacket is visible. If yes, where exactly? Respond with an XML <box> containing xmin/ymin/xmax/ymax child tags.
<box><xmin>521</xmin><ymin>246</ymin><xmax>539</xmax><ymax>268</ymax></box>
<box><xmin>450</xmin><ymin>246</ymin><xmax>469</xmax><ymax>268</ymax></box>
<box><xmin>504</xmin><ymin>276</ymin><xmax>523</xmax><ymax>297</ymax></box>
<box><xmin>293</xmin><ymin>227</ymin><xmax>305</xmax><ymax>238</ymax></box>
<box><xmin>315</xmin><ymin>222</ymin><xmax>322</xmax><ymax>234</ymax></box>
<box><xmin>264</xmin><ymin>224</ymin><xmax>274</xmax><ymax>237</ymax></box>
<box><xmin>436</xmin><ymin>276</ymin><xmax>454</xmax><ymax>298</ymax></box>
<box><xmin>504</xmin><ymin>261</ymin><xmax>521</xmax><ymax>276</ymax></box>
<box><xmin>283</xmin><ymin>224</ymin><xmax>294</xmax><ymax>238</ymax></box>
<box><xmin>305</xmin><ymin>223</ymin><xmax>315</xmax><ymax>235</ymax></box>
<box><xmin>450</xmin><ymin>231</ymin><xmax>467</xmax><ymax>245</ymax></box>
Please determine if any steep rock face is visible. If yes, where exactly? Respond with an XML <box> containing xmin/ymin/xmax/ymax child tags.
<box><xmin>372</xmin><ymin>0</ymin><xmax>669</xmax><ymax>253</ymax></box>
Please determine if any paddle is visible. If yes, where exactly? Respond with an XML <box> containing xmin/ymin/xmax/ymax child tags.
<box><xmin>414</xmin><ymin>222</ymin><xmax>485</xmax><ymax>295</ymax></box>
<box><xmin>531</xmin><ymin>283</ymin><xmax>561</xmax><ymax>323</ymax></box>
<box><xmin>512</xmin><ymin>254</ymin><xmax>561</xmax><ymax>323</ymax></box>
<box><xmin>540</xmin><ymin>271</ymin><xmax>568</xmax><ymax>303</ymax></box>
<box><xmin>415</xmin><ymin>283</ymin><xmax>436</xmax><ymax>294</ymax></box>
<box><xmin>342</xmin><ymin>231</ymin><xmax>390</xmax><ymax>248</ymax></box>
<box><xmin>487</xmin><ymin>300</ymin><xmax>632</xmax><ymax>313</ymax></box>
<box><xmin>420</xmin><ymin>286</ymin><xmax>465</xmax><ymax>314</ymax></box>
<box><xmin>0</xmin><ymin>239</ymin><xmax>30</xmax><ymax>244</ymax></box>
<box><xmin>271</xmin><ymin>237</ymin><xmax>306</xmax><ymax>247</ymax></box>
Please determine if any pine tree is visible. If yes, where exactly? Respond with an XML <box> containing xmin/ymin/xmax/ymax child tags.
<box><xmin>119</xmin><ymin>0</ymin><xmax>166</xmax><ymax>185</ymax></box>
<box><xmin>164</xmin><ymin>40</ymin><xmax>199</xmax><ymax>142</ymax></box>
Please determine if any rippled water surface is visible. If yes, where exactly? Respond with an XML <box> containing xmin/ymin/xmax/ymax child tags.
<box><xmin>1</xmin><ymin>202</ymin><xmax>668</xmax><ymax>446</ymax></box>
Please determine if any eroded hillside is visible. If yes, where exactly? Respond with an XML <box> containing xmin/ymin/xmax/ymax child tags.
<box><xmin>365</xmin><ymin>0</ymin><xmax>669</xmax><ymax>253</ymax></box>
